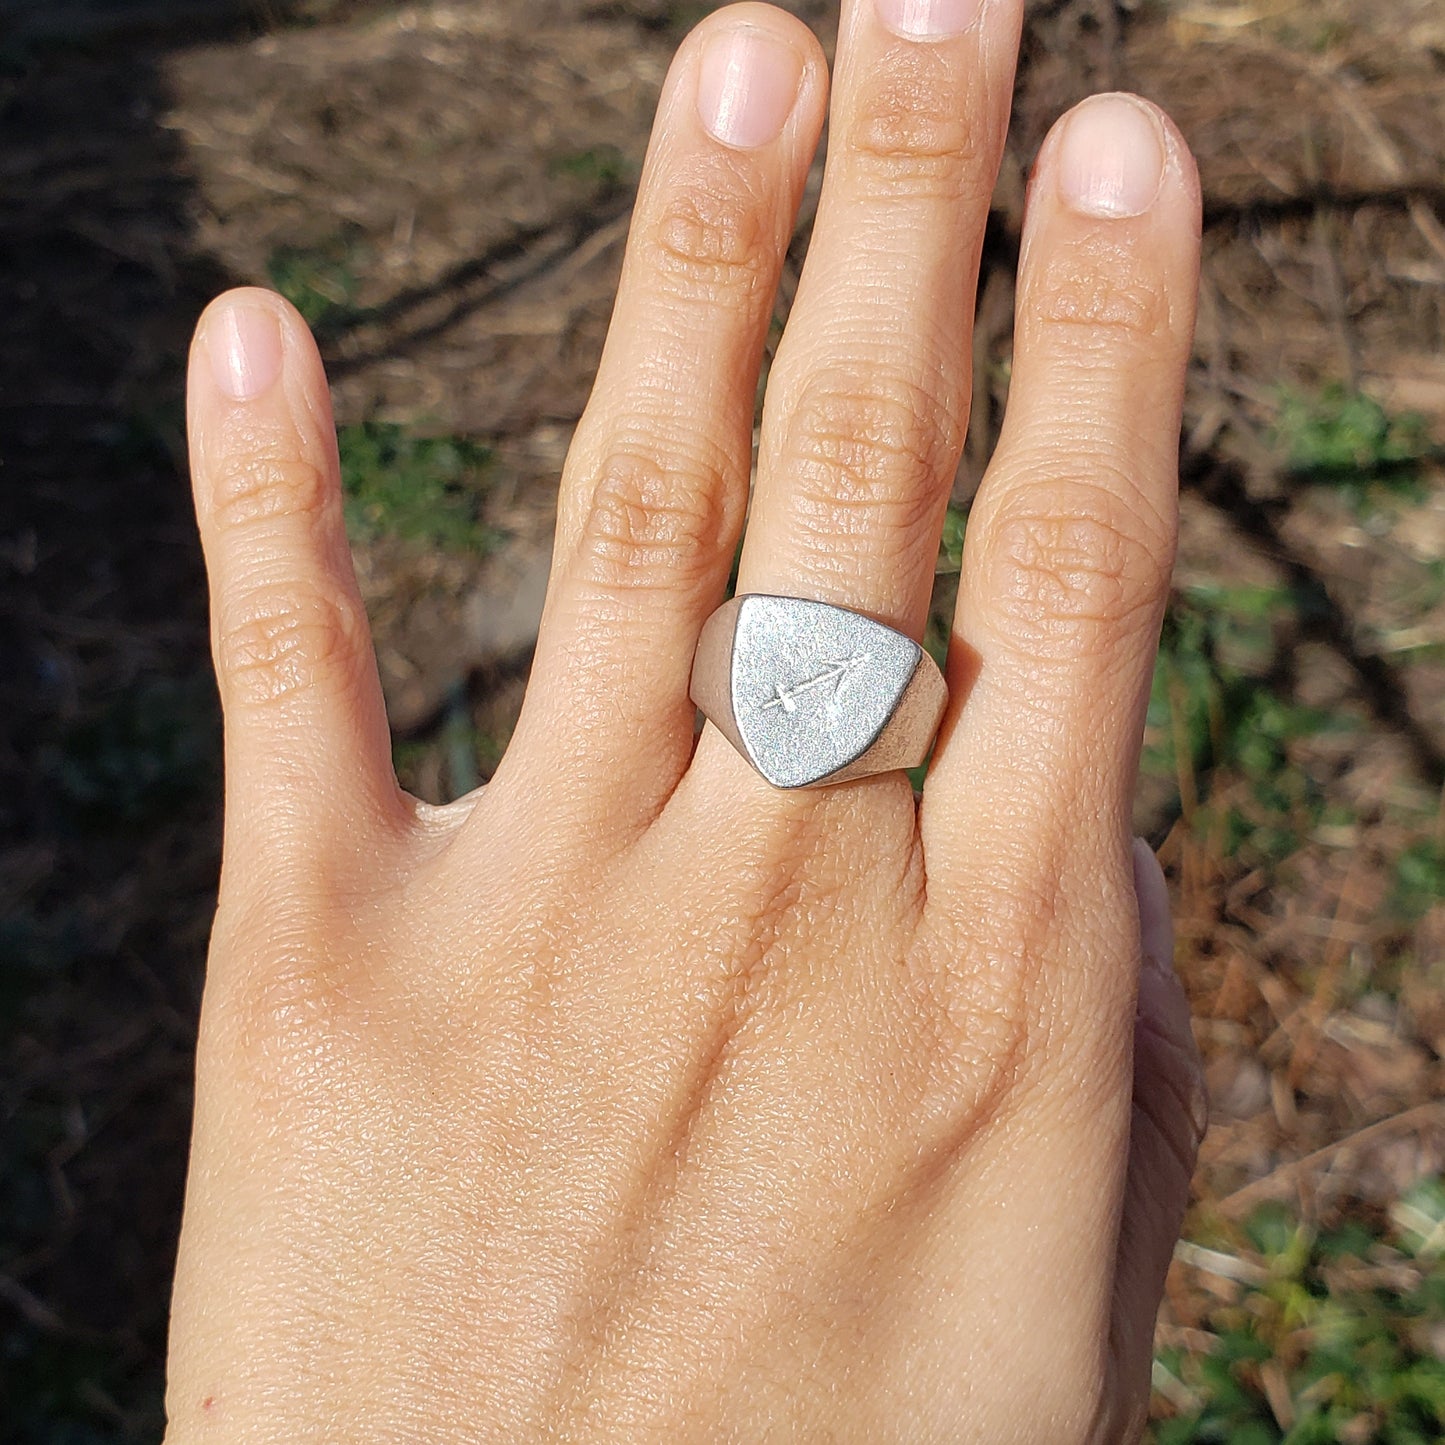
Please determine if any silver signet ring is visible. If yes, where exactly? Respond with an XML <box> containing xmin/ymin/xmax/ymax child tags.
<box><xmin>689</xmin><ymin>594</ymin><xmax>948</xmax><ymax>789</ymax></box>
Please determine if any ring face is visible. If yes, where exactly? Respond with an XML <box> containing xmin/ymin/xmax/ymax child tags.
<box><xmin>690</xmin><ymin>595</ymin><xmax>948</xmax><ymax>789</ymax></box>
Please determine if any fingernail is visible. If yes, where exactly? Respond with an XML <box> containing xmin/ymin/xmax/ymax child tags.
<box><xmin>696</xmin><ymin>26</ymin><xmax>802</xmax><ymax>149</ymax></box>
<box><xmin>1131</xmin><ymin>837</ymin><xmax>1174</xmax><ymax>976</ymax></box>
<box><xmin>207</xmin><ymin>300</ymin><xmax>283</xmax><ymax>402</ymax></box>
<box><xmin>1056</xmin><ymin>94</ymin><xmax>1166</xmax><ymax>219</ymax></box>
<box><xmin>874</xmin><ymin>0</ymin><xmax>982</xmax><ymax>40</ymax></box>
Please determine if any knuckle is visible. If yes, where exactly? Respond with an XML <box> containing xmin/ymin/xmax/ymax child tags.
<box><xmin>784</xmin><ymin>365</ymin><xmax>957</xmax><ymax>543</ymax></box>
<box><xmin>210</xmin><ymin>449</ymin><xmax>331</xmax><ymax>530</ymax></box>
<box><xmin>844</xmin><ymin>50</ymin><xmax>987</xmax><ymax>200</ymax></box>
<box><xmin>216</xmin><ymin>901</ymin><xmax>372</xmax><ymax>1104</ymax></box>
<box><xmin>574</xmin><ymin>450</ymin><xmax>730</xmax><ymax>599</ymax></box>
<box><xmin>981</xmin><ymin>478</ymin><xmax>1171</xmax><ymax>661</ymax></box>
<box><xmin>644</xmin><ymin>162</ymin><xmax>771</xmax><ymax>295</ymax></box>
<box><xmin>1027</xmin><ymin>233</ymin><xmax>1174</xmax><ymax>341</ymax></box>
<box><xmin>218</xmin><ymin>580</ymin><xmax>366</xmax><ymax>709</ymax></box>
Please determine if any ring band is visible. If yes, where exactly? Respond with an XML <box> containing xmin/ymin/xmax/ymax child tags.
<box><xmin>689</xmin><ymin>594</ymin><xmax>948</xmax><ymax>789</ymax></box>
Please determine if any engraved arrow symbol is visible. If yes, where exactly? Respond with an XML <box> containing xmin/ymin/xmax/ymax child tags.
<box><xmin>760</xmin><ymin>653</ymin><xmax>869</xmax><ymax>713</ymax></box>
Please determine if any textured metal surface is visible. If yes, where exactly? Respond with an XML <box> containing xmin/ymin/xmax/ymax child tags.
<box><xmin>690</xmin><ymin>594</ymin><xmax>947</xmax><ymax>789</ymax></box>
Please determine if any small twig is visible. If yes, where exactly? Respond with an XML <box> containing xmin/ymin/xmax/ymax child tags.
<box><xmin>0</xmin><ymin>1274</ymin><xmax>67</xmax><ymax>1335</ymax></box>
<box><xmin>1390</xmin><ymin>1199</ymin><xmax>1445</xmax><ymax>1259</ymax></box>
<box><xmin>1151</xmin><ymin>1358</ymin><xmax>1203</xmax><ymax>1414</ymax></box>
<box><xmin>1287</xmin><ymin>845</ymin><xmax>1374</xmax><ymax>1088</ymax></box>
<box><xmin>1261</xmin><ymin>1360</ymin><xmax>1296</xmax><ymax>1432</ymax></box>
<box><xmin>1409</xmin><ymin>198</ymin><xmax>1445</xmax><ymax>270</ymax></box>
<box><xmin>1312</xmin><ymin>203</ymin><xmax>1360</xmax><ymax>392</ymax></box>
<box><xmin>1213</xmin><ymin>1101</ymin><xmax>1445</xmax><ymax>1219</ymax></box>
<box><xmin>1173</xmin><ymin>1240</ymin><xmax>1270</xmax><ymax>1285</ymax></box>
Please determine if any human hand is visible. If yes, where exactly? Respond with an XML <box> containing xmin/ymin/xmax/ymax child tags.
<box><xmin>168</xmin><ymin>1</ymin><xmax>1205</xmax><ymax>1440</ymax></box>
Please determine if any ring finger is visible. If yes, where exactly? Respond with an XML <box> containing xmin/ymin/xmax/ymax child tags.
<box><xmin>735</xmin><ymin>0</ymin><xmax>1023</xmax><ymax>646</ymax></box>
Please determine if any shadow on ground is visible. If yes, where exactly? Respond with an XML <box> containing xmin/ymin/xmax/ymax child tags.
<box><xmin>0</xmin><ymin>5</ymin><xmax>333</xmax><ymax>1437</ymax></box>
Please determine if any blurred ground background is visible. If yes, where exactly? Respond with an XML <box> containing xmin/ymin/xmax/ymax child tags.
<box><xmin>2</xmin><ymin>0</ymin><xmax>1443</xmax><ymax>1439</ymax></box>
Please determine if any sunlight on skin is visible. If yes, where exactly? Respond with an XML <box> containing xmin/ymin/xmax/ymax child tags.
<box><xmin>165</xmin><ymin>2</ymin><xmax>1203</xmax><ymax>1440</ymax></box>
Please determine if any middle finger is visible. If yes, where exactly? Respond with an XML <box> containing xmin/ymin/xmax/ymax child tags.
<box><xmin>737</xmin><ymin>0</ymin><xmax>1023</xmax><ymax>640</ymax></box>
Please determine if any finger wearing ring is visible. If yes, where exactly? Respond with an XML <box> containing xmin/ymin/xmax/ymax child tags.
<box><xmin>733</xmin><ymin>0</ymin><xmax>1024</xmax><ymax>642</ymax></box>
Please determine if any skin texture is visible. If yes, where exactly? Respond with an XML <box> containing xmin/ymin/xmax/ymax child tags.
<box><xmin>166</xmin><ymin>2</ymin><xmax>1207</xmax><ymax>1440</ymax></box>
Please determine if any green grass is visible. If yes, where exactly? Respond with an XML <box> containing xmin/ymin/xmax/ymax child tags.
<box><xmin>1143</xmin><ymin>581</ymin><xmax>1357</xmax><ymax>864</ymax></box>
<box><xmin>1274</xmin><ymin>386</ymin><xmax>1435</xmax><ymax>512</ymax></box>
<box><xmin>1155</xmin><ymin>1190</ymin><xmax>1445</xmax><ymax>1443</ymax></box>
<box><xmin>937</xmin><ymin>501</ymin><xmax>968</xmax><ymax>577</ymax></box>
<box><xmin>337</xmin><ymin>420</ymin><xmax>501</xmax><ymax>551</ymax></box>
<box><xmin>1141</xmin><ymin>559</ymin><xmax>1443</xmax><ymax>912</ymax></box>
<box><xmin>548</xmin><ymin>145</ymin><xmax>632</xmax><ymax>189</ymax></box>
<box><xmin>266</xmin><ymin>234</ymin><xmax>368</xmax><ymax>330</ymax></box>
<box><xmin>1392</xmin><ymin>840</ymin><xmax>1445</xmax><ymax>921</ymax></box>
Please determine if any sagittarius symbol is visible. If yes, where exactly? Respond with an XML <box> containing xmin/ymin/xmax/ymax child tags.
<box><xmin>760</xmin><ymin>653</ymin><xmax>869</xmax><ymax>714</ymax></box>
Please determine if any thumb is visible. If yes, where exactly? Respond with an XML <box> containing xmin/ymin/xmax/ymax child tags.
<box><xmin>1106</xmin><ymin>838</ymin><xmax>1208</xmax><ymax>1438</ymax></box>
